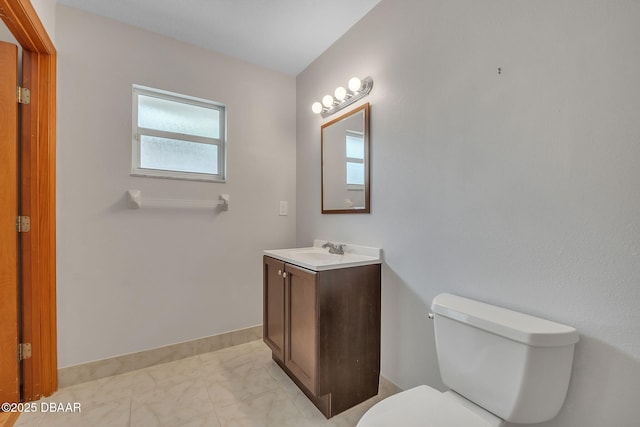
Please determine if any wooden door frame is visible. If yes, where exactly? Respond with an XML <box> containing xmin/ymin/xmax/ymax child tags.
<box><xmin>0</xmin><ymin>0</ymin><xmax>57</xmax><ymax>401</ymax></box>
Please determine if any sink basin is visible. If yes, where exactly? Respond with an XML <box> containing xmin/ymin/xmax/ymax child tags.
<box><xmin>293</xmin><ymin>251</ymin><xmax>344</xmax><ymax>262</ymax></box>
<box><xmin>264</xmin><ymin>240</ymin><xmax>381</xmax><ymax>271</ymax></box>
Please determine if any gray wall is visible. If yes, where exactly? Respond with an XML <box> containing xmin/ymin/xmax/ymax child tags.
<box><xmin>56</xmin><ymin>5</ymin><xmax>296</xmax><ymax>367</ymax></box>
<box><xmin>296</xmin><ymin>0</ymin><xmax>640</xmax><ymax>425</ymax></box>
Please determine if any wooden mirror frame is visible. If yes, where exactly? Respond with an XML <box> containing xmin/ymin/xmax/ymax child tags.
<box><xmin>321</xmin><ymin>103</ymin><xmax>370</xmax><ymax>214</ymax></box>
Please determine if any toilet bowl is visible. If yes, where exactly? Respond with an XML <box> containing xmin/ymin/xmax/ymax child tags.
<box><xmin>357</xmin><ymin>293</ymin><xmax>579</xmax><ymax>426</ymax></box>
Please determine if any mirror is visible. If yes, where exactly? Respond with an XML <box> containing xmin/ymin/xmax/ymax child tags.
<box><xmin>321</xmin><ymin>103</ymin><xmax>370</xmax><ymax>213</ymax></box>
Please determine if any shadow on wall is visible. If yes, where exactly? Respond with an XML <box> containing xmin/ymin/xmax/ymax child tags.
<box><xmin>535</xmin><ymin>336</ymin><xmax>640</xmax><ymax>427</ymax></box>
<box><xmin>380</xmin><ymin>265</ymin><xmax>445</xmax><ymax>391</ymax></box>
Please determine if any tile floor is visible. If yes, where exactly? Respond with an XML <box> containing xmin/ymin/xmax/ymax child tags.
<box><xmin>15</xmin><ymin>340</ymin><xmax>396</xmax><ymax>427</ymax></box>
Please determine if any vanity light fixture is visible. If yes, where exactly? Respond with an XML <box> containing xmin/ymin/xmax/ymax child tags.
<box><xmin>311</xmin><ymin>76</ymin><xmax>373</xmax><ymax>118</ymax></box>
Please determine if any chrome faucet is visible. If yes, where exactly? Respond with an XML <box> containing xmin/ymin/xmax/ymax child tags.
<box><xmin>322</xmin><ymin>242</ymin><xmax>345</xmax><ymax>255</ymax></box>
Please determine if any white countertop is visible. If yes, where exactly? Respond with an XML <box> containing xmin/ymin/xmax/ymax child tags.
<box><xmin>264</xmin><ymin>240</ymin><xmax>381</xmax><ymax>271</ymax></box>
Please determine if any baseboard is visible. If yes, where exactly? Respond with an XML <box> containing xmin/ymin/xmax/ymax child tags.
<box><xmin>378</xmin><ymin>375</ymin><xmax>402</xmax><ymax>396</ymax></box>
<box><xmin>58</xmin><ymin>325</ymin><xmax>263</xmax><ymax>388</ymax></box>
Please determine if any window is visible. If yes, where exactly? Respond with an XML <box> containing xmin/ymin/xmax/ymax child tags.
<box><xmin>132</xmin><ymin>85</ymin><xmax>226</xmax><ymax>182</ymax></box>
<box><xmin>345</xmin><ymin>131</ymin><xmax>365</xmax><ymax>189</ymax></box>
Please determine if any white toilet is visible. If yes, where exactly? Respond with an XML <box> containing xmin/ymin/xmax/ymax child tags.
<box><xmin>358</xmin><ymin>293</ymin><xmax>579</xmax><ymax>426</ymax></box>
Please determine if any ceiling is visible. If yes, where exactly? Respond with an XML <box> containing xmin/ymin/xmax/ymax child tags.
<box><xmin>56</xmin><ymin>0</ymin><xmax>382</xmax><ymax>76</ymax></box>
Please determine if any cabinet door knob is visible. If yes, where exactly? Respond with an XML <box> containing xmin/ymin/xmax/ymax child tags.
<box><xmin>282</xmin><ymin>272</ymin><xmax>287</xmax><ymax>278</ymax></box>
<box><xmin>278</xmin><ymin>269</ymin><xmax>282</xmax><ymax>276</ymax></box>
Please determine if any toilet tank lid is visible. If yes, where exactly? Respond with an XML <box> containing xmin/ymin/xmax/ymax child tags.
<box><xmin>431</xmin><ymin>293</ymin><xmax>579</xmax><ymax>347</ymax></box>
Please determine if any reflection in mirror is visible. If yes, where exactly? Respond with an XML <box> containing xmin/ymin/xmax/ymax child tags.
<box><xmin>321</xmin><ymin>103</ymin><xmax>370</xmax><ymax>213</ymax></box>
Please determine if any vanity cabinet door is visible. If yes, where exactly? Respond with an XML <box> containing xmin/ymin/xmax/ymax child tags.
<box><xmin>284</xmin><ymin>263</ymin><xmax>318</xmax><ymax>394</ymax></box>
<box><xmin>263</xmin><ymin>256</ymin><xmax>285</xmax><ymax>362</ymax></box>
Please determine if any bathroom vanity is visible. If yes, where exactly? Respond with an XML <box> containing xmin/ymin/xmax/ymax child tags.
<box><xmin>263</xmin><ymin>241</ymin><xmax>381</xmax><ymax>418</ymax></box>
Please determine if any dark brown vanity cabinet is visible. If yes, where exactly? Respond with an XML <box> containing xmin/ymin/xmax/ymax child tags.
<box><xmin>263</xmin><ymin>255</ymin><xmax>381</xmax><ymax>418</ymax></box>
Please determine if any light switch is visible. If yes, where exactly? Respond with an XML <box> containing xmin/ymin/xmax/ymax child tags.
<box><xmin>279</xmin><ymin>201</ymin><xmax>288</xmax><ymax>216</ymax></box>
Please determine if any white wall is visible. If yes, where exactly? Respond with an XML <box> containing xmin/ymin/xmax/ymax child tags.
<box><xmin>296</xmin><ymin>0</ymin><xmax>640</xmax><ymax>425</ymax></box>
<box><xmin>56</xmin><ymin>5</ymin><xmax>296</xmax><ymax>367</ymax></box>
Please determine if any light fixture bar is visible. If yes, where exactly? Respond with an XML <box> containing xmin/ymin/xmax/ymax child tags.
<box><xmin>312</xmin><ymin>76</ymin><xmax>374</xmax><ymax>118</ymax></box>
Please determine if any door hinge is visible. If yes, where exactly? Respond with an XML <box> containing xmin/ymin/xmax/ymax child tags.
<box><xmin>17</xmin><ymin>215</ymin><xmax>31</xmax><ymax>232</ymax></box>
<box><xmin>17</xmin><ymin>86</ymin><xmax>31</xmax><ymax>104</ymax></box>
<box><xmin>18</xmin><ymin>343</ymin><xmax>32</xmax><ymax>361</ymax></box>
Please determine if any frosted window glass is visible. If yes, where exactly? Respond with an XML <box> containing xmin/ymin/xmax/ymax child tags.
<box><xmin>140</xmin><ymin>135</ymin><xmax>218</xmax><ymax>175</ymax></box>
<box><xmin>138</xmin><ymin>95</ymin><xmax>220</xmax><ymax>139</ymax></box>
<box><xmin>132</xmin><ymin>85</ymin><xmax>226</xmax><ymax>181</ymax></box>
<box><xmin>347</xmin><ymin>162</ymin><xmax>364</xmax><ymax>185</ymax></box>
<box><xmin>346</xmin><ymin>134</ymin><xmax>364</xmax><ymax>159</ymax></box>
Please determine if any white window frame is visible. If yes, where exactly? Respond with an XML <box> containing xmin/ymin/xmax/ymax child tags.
<box><xmin>131</xmin><ymin>84</ymin><xmax>226</xmax><ymax>182</ymax></box>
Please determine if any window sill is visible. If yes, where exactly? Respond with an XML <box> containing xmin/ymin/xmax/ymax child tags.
<box><xmin>131</xmin><ymin>169</ymin><xmax>226</xmax><ymax>183</ymax></box>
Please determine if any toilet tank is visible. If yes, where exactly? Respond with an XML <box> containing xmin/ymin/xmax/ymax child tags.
<box><xmin>431</xmin><ymin>293</ymin><xmax>579</xmax><ymax>424</ymax></box>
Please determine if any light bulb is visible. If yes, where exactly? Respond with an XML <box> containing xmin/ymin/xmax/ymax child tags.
<box><xmin>334</xmin><ymin>86</ymin><xmax>347</xmax><ymax>101</ymax></box>
<box><xmin>311</xmin><ymin>102</ymin><xmax>323</xmax><ymax>114</ymax></box>
<box><xmin>348</xmin><ymin>77</ymin><xmax>362</xmax><ymax>92</ymax></box>
<box><xmin>322</xmin><ymin>94</ymin><xmax>334</xmax><ymax>108</ymax></box>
